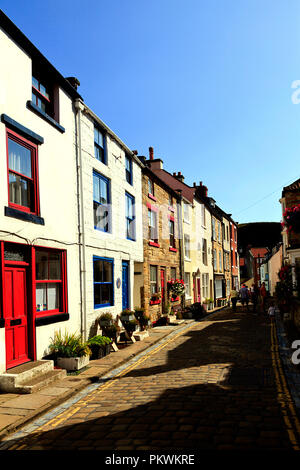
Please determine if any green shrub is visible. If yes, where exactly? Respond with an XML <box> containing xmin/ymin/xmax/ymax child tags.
<box><xmin>49</xmin><ymin>330</ymin><xmax>91</xmax><ymax>358</ymax></box>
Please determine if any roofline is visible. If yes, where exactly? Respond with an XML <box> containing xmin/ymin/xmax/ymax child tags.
<box><xmin>0</xmin><ymin>9</ymin><xmax>83</xmax><ymax>101</ymax></box>
<box><xmin>79</xmin><ymin>100</ymin><xmax>144</xmax><ymax>168</ymax></box>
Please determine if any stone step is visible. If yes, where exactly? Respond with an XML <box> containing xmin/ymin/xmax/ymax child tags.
<box><xmin>13</xmin><ymin>369</ymin><xmax>66</xmax><ymax>394</ymax></box>
<box><xmin>0</xmin><ymin>360</ymin><xmax>66</xmax><ymax>394</ymax></box>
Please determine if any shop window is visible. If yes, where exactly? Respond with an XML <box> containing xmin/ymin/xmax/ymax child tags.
<box><xmin>35</xmin><ymin>248</ymin><xmax>67</xmax><ymax>316</ymax></box>
<box><xmin>93</xmin><ymin>256</ymin><xmax>114</xmax><ymax>308</ymax></box>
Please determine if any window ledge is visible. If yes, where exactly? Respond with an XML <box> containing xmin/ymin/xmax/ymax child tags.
<box><xmin>35</xmin><ymin>313</ymin><xmax>69</xmax><ymax>327</ymax></box>
<box><xmin>184</xmin><ymin>257</ymin><xmax>191</xmax><ymax>262</ymax></box>
<box><xmin>149</xmin><ymin>241</ymin><xmax>160</xmax><ymax>248</ymax></box>
<box><xmin>150</xmin><ymin>299</ymin><xmax>161</xmax><ymax>305</ymax></box>
<box><xmin>27</xmin><ymin>101</ymin><xmax>65</xmax><ymax>133</ymax></box>
<box><xmin>5</xmin><ymin>206</ymin><xmax>45</xmax><ymax>225</ymax></box>
<box><xmin>148</xmin><ymin>193</ymin><xmax>157</xmax><ymax>201</ymax></box>
<box><xmin>168</xmin><ymin>206</ymin><xmax>175</xmax><ymax>212</ymax></box>
<box><xmin>169</xmin><ymin>247</ymin><xmax>178</xmax><ymax>252</ymax></box>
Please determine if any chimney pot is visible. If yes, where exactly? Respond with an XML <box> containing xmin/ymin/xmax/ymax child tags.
<box><xmin>65</xmin><ymin>76</ymin><xmax>80</xmax><ymax>90</ymax></box>
<box><xmin>149</xmin><ymin>147</ymin><xmax>154</xmax><ymax>160</ymax></box>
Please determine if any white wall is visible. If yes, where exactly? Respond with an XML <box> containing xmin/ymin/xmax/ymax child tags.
<box><xmin>78</xmin><ymin>107</ymin><xmax>144</xmax><ymax>336</ymax></box>
<box><xmin>0</xmin><ymin>27</ymin><xmax>81</xmax><ymax>368</ymax></box>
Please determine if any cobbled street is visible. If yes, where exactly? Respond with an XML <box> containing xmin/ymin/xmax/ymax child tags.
<box><xmin>2</xmin><ymin>306</ymin><xmax>299</xmax><ymax>451</ymax></box>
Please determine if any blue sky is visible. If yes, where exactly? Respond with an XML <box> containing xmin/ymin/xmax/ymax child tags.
<box><xmin>2</xmin><ymin>0</ymin><xmax>300</xmax><ymax>224</ymax></box>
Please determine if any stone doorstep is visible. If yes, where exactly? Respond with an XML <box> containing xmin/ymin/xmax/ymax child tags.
<box><xmin>0</xmin><ymin>360</ymin><xmax>66</xmax><ymax>394</ymax></box>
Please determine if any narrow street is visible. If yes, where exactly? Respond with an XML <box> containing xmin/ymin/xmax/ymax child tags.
<box><xmin>1</xmin><ymin>306</ymin><xmax>300</xmax><ymax>451</ymax></box>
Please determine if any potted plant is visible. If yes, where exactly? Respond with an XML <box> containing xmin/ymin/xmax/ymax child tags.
<box><xmin>101</xmin><ymin>323</ymin><xmax>119</xmax><ymax>343</ymax></box>
<box><xmin>150</xmin><ymin>292</ymin><xmax>161</xmax><ymax>305</ymax></box>
<box><xmin>87</xmin><ymin>335</ymin><xmax>112</xmax><ymax>359</ymax></box>
<box><xmin>208</xmin><ymin>298</ymin><xmax>214</xmax><ymax>310</ymax></box>
<box><xmin>49</xmin><ymin>330</ymin><xmax>91</xmax><ymax>371</ymax></box>
<box><xmin>98</xmin><ymin>312</ymin><xmax>113</xmax><ymax>328</ymax></box>
<box><xmin>123</xmin><ymin>318</ymin><xmax>138</xmax><ymax>334</ymax></box>
<box><xmin>168</xmin><ymin>279</ymin><xmax>185</xmax><ymax>299</ymax></box>
<box><xmin>202</xmin><ymin>298</ymin><xmax>208</xmax><ymax>311</ymax></box>
<box><xmin>120</xmin><ymin>309</ymin><xmax>135</xmax><ymax>322</ymax></box>
<box><xmin>134</xmin><ymin>308</ymin><xmax>150</xmax><ymax>330</ymax></box>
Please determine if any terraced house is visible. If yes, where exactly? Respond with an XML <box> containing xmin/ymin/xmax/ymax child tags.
<box><xmin>74</xmin><ymin>101</ymin><xmax>144</xmax><ymax>337</ymax></box>
<box><xmin>0</xmin><ymin>11</ymin><xmax>82</xmax><ymax>373</ymax></box>
<box><xmin>135</xmin><ymin>150</ymin><xmax>182</xmax><ymax>322</ymax></box>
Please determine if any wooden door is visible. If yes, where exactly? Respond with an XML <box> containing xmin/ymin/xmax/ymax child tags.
<box><xmin>122</xmin><ymin>261</ymin><xmax>129</xmax><ymax>311</ymax></box>
<box><xmin>197</xmin><ymin>278</ymin><xmax>201</xmax><ymax>302</ymax></box>
<box><xmin>4</xmin><ymin>266</ymin><xmax>30</xmax><ymax>369</ymax></box>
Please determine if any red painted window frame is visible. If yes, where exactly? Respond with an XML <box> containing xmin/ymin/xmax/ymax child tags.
<box><xmin>34</xmin><ymin>247</ymin><xmax>68</xmax><ymax>318</ymax></box>
<box><xmin>6</xmin><ymin>129</ymin><xmax>40</xmax><ymax>216</ymax></box>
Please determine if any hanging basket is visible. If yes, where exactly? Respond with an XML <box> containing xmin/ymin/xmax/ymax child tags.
<box><xmin>282</xmin><ymin>204</ymin><xmax>300</xmax><ymax>233</ymax></box>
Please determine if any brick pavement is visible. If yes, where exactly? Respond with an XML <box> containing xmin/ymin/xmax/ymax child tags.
<box><xmin>1</xmin><ymin>306</ymin><xmax>300</xmax><ymax>450</ymax></box>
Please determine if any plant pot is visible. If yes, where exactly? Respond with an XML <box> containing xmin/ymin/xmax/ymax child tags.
<box><xmin>121</xmin><ymin>314</ymin><xmax>135</xmax><ymax>322</ymax></box>
<box><xmin>99</xmin><ymin>320</ymin><xmax>112</xmax><ymax>327</ymax></box>
<box><xmin>168</xmin><ymin>314</ymin><xmax>177</xmax><ymax>323</ymax></box>
<box><xmin>57</xmin><ymin>355</ymin><xmax>89</xmax><ymax>371</ymax></box>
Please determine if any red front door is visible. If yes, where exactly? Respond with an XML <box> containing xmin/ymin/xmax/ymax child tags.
<box><xmin>197</xmin><ymin>278</ymin><xmax>201</xmax><ymax>302</ymax></box>
<box><xmin>4</xmin><ymin>266</ymin><xmax>30</xmax><ymax>369</ymax></box>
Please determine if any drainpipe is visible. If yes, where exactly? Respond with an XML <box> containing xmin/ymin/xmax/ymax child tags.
<box><xmin>74</xmin><ymin>99</ymin><xmax>87</xmax><ymax>340</ymax></box>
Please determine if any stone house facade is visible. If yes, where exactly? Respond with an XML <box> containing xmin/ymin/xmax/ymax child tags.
<box><xmin>136</xmin><ymin>163</ymin><xmax>182</xmax><ymax>322</ymax></box>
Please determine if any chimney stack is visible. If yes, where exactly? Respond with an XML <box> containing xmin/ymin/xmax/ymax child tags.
<box><xmin>65</xmin><ymin>76</ymin><xmax>80</xmax><ymax>90</ymax></box>
<box><xmin>173</xmin><ymin>171</ymin><xmax>185</xmax><ymax>182</ymax></box>
<box><xmin>149</xmin><ymin>147</ymin><xmax>154</xmax><ymax>160</ymax></box>
<box><xmin>194</xmin><ymin>181</ymin><xmax>208</xmax><ymax>198</ymax></box>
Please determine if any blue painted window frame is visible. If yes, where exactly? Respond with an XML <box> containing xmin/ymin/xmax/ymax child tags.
<box><xmin>125</xmin><ymin>192</ymin><xmax>135</xmax><ymax>241</ymax></box>
<box><xmin>93</xmin><ymin>256</ymin><xmax>114</xmax><ymax>308</ymax></box>
<box><xmin>93</xmin><ymin>171</ymin><xmax>111</xmax><ymax>232</ymax></box>
<box><xmin>125</xmin><ymin>155</ymin><xmax>133</xmax><ymax>185</ymax></box>
<box><xmin>94</xmin><ymin>125</ymin><xmax>107</xmax><ymax>164</ymax></box>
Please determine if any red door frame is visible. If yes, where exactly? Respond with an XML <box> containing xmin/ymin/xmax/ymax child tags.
<box><xmin>0</xmin><ymin>241</ymin><xmax>36</xmax><ymax>370</ymax></box>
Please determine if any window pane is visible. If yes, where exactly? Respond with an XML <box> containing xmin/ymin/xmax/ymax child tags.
<box><xmin>93</xmin><ymin>173</ymin><xmax>100</xmax><ymax>201</ymax></box>
<box><xmin>94</xmin><ymin>202</ymin><xmax>109</xmax><ymax>231</ymax></box>
<box><xmin>150</xmin><ymin>266</ymin><xmax>157</xmax><ymax>282</ymax></box>
<box><xmin>95</xmin><ymin>145</ymin><xmax>104</xmax><ymax>162</ymax></box>
<box><xmin>9</xmin><ymin>173</ymin><xmax>32</xmax><ymax>209</ymax></box>
<box><xmin>36</xmin><ymin>251</ymin><xmax>49</xmax><ymax>280</ymax></box>
<box><xmin>94</xmin><ymin>259</ymin><xmax>103</xmax><ymax>282</ymax></box>
<box><xmin>94</xmin><ymin>283</ymin><xmax>113</xmax><ymax>306</ymax></box>
<box><xmin>8</xmin><ymin>138</ymin><xmax>32</xmax><ymax>178</ymax></box>
<box><xmin>32</xmin><ymin>77</ymin><xmax>39</xmax><ymax>89</ymax></box>
<box><xmin>94</xmin><ymin>128</ymin><xmax>104</xmax><ymax>147</ymax></box>
<box><xmin>103</xmin><ymin>261</ymin><xmax>113</xmax><ymax>282</ymax></box>
<box><xmin>49</xmin><ymin>252</ymin><xmax>61</xmax><ymax>279</ymax></box>
<box><xmin>48</xmin><ymin>284</ymin><xmax>59</xmax><ymax>310</ymax></box>
<box><xmin>36</xmin><ymin>283</ymin><xmax>47</xmax><ymax>311</ymax></box>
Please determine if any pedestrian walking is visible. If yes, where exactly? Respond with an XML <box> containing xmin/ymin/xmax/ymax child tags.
<box><xmin>251</xmin><ymin>283</ymin><xmax>259</xmax><ymax>313</ymax></box>
<box><xmin>230</xmin><ymin>287</ymin><xmax>238</xmax><ymax>312</ymax></box>
<box><xmin>260</xmin><ymin>282</ymin><xmax>267</xmax><ymax>313</ymax></box>
<box><xmin>239</xmin><ymin>284</ymin><xmax>250</xmax><ymax>311</ymax></box>
<box><xmin>268</xmin><ymin>302</ymin><xmax>275</xmax><ymax>319</ymax></box>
